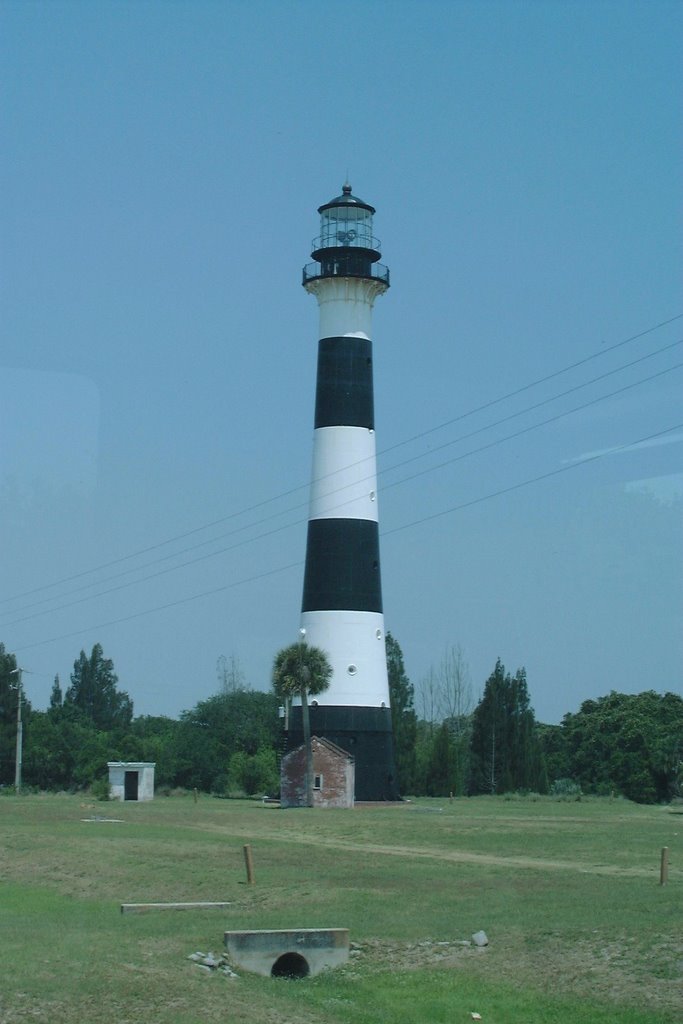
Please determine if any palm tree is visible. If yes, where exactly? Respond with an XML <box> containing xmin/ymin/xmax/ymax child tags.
<box><xmin>272</xmin><ymin>641</ymin><xmax>332</xmax><ymax>807</ymax></box>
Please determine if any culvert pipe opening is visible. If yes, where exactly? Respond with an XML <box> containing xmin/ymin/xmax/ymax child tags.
<box><xmin>271</xmin><ymin>952</ymin><xmax>310</xmax><ymax>979</ymax></box>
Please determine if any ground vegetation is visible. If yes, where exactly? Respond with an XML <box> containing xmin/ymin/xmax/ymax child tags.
<box><xmin>1</xmin><ymin>639</ymin><xmax>680</xmax><ymax>804</ymax></box>
<box><xmin>0</xmin><ymin>793</ymin><xmax>680</xmax><ymax>1024</ymax></box>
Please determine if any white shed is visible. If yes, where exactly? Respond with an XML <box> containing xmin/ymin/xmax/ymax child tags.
<box><xmin>107</xmin><ymin>761</ymin><xmax>156</xmax><ymax>802</ymax></box>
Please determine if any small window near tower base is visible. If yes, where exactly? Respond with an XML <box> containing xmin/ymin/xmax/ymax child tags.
<box><xmin>314</xmin><ymin>774</ymin><xmax>323</xmax><ymax>791</ymax></box>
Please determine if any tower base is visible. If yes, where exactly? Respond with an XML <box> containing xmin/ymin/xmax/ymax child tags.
<box><xmin>284</xmin><ymin>705</ymin><xmax>400</xmax><ymax>802</ymax></box>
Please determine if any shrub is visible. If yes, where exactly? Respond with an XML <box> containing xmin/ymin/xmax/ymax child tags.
<box><xmin>550</xmin><ymin>777</ymin><xmax>582</xmax><ymax>800</ymax></box>
<box><xmin>90</xmin><ymin>776</ymin><xmax>110</xmax><ymax>802</ymax></box>
<box><xmin>226</xmin><ymin>748</ymin><xmax>278</xmax><ymax>797</ymax></box>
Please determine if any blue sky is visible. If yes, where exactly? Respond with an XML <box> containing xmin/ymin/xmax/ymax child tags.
<box><xmin>1</xmin><ymin>0</ymin><xmax>681</xmax><ymax>724</ymax></box>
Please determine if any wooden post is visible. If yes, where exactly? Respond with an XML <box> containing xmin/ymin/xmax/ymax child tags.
<box><xmin>193</xmin><ymin>787</ymin><xmax>198</xmax><ymax>804</ymax></box>
<box><xmin>243</xmin><ymin>844</ymin><xmax>255</xmax><ymax>885</ymax></box>
<box><xmin>660</xmin><ymin>846</ymin><xmax>669</xmax><ymax>885</ymax></box>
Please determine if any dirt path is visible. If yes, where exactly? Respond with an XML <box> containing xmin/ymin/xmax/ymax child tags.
<box><xmin>195</xmin><ymin>822</ymin><xmax>663</xmax><ymax>879</ymax></box>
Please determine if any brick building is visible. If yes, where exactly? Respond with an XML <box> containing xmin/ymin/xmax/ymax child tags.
<box><xmin>280</xmin><ymin>737</ymin><xmax>354</xmax><ymax>809</ymax></box>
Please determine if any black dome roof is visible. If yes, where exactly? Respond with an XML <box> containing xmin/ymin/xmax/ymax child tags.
<box><xmin>318</xmin><ymin>183</ymin><xmax>375</xmax><ymax>215</ymax></box>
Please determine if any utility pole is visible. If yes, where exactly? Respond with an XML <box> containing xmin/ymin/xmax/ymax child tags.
<box><xmin>10</xmin><ymin>667</ymin><xmax>23</xmax><ymax>793</ymax></box>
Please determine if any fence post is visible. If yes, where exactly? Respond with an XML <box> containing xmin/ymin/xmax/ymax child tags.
<box><xmin>660</xmin><ymin>846</ymin><xmax>669</xmax><ymax>886</ymax></box>
<box><xmin>243</xmin><ymin>844</ymin><xmax>255</xmax><ymax>885</ymax></box>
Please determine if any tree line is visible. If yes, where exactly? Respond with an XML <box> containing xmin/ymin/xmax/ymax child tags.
<box><xmin>387</xmin><ymin>635</ymin><xmax>682</xmax><ymax>803</ymax></box>
<box><xmin>1</xmin><ymin>639</ymin><xmax>680</xmax><ymax>804</ymax></box>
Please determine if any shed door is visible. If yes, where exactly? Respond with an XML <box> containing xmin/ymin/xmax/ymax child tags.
<box><xmin>124</xmin><ymin>771</ymin><xmax>139</xmax><ymax>801</ymax></box>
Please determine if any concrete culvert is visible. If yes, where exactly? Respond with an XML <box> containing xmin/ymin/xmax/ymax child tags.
<box><xmin>271</xmin><ymin>952</ymin><xmax>310</xmax><ymax>979</ymax></box>
<box><xmin>224</xmin><ymin>928</ymin><xmax>349</xmax><ymax>977</ymax></box>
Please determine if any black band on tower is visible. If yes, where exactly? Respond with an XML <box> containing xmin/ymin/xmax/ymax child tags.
<box><xmin>314</xmin><ymin>336</ymin><xmax>374</xmax><ymax>429</ymax></box>
<box><xmin>287</xmin><ymin>705</ymin><xmax>397</xmax><ymax>802</ymax></box>
<box><xmin>302</xmin><ymin>518</ymin><xmax>383</xmax><ymax>612</ymax></box>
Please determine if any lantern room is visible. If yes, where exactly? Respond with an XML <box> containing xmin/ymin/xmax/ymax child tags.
<box><xmin>303</xmin><ymin>184</ymin><xmax>390</xmax><ymax>286</ymax></box>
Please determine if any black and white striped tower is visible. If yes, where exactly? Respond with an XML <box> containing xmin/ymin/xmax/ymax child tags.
<box><xmin>290</xmin><ymin>184</ymin><xmax>399</xmax><ymax>801</ymax></box>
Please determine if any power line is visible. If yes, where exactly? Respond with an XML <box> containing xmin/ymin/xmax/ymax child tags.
<box><xmin>381</xmin><ymin>362</ymin><xmax>683</xmax><ymax>500</ymax></box>
<box><xmin>384</xmin><ymin>422</ymin><xmax>683</xmax><ymax>538</ymax></box>
<box><xmin>2</xmin><ymin>352</ymin><xmax>679</xmax><ymax>626</ymax></box>
<box><xmin>12</xmin><ymin>419</ymin><xmax>682</xmax><ymax>655</ymax></box>
<box><xmin>3</xmin><ymin>355</ymin><xmax>681</xmax><ymax>626</ymax></box>
<box><xmin>380</xmin><ymin>313</ymin><xmax>683</xmax><ymax>457</ymax></box>
<box><xmin>13</xmin><ymin>562</ymin><xmax>303</xmax><ymax>654</ymax></box>
<box><xmin>3</xmin><ymin>312</ymin><xmax>680</xmax><ymax>606</ymax></box>
<box><xmin>4</xmin><ymin>336</ymin><xmax>676</xmax><ymax>620</ymax></box>
<box><xmin>379</xmin><ymin>338</ymin><xmax>682</xmax><ymax>479</ymax></box>
<box><xmin>3</xmin><ymin>333</ymin><xmax>681</xmax><ymax>618</ymax></box>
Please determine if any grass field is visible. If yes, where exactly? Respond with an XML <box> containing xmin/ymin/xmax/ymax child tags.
<box><xmin>0</xmin><ymin>792</ymin><xmax>681</xmax><ymax>1023</ymax></box>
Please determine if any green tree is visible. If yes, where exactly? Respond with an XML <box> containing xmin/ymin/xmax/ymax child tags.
<box><xmin>537</xmin><ymin>722</ymin><xmax>570</xmax><ymax>788</ymax></box>
<box><xmin>64</xmin><ymin>644</ymin><xmax>133</xmax><ymax>731</ymax></box>
<box><xmin>175</xmin><ymin>689</ymin><xmax>279</xmax><ymax>792</ymax></box>
<box><xmin>385</xmin><ymin>632</ymin><xmax>417</xmax><ymax>794</ymax></box>
<box><xmin>127</xmin><ymin>715</ymin><xmax>181</xmax><ymax>788</ymax></box>
<box><xmin>49</xmin><ymin>674</ymin><xmax>63</xmax><ymax>711</ymax></box>
<box><xmin>226</xmin><ymin>747</ymin><xmax>279</xmax><ymax>796</ymax></box>
<box><xmin>436</xmin><ymin>645</ymin><xmax>473</xmax><ymax>796</ymax></box>
<box><xmin>0</xmin><ymin>644</ymin><xmax>30</xmax><ymax>785</ymax></box>
<box><xmin>413</xmin><ymin>645</ymin><xmax>474</xmax><ymax>797</ymax></box>
<box><xmin>469</xmin><ymin>659</ymin><xmax>546</xmax><ymax>795</ymax></box>
<box><xmin>272</xmin><ymin>641</ymin><xmax>332</xmax><ymax>807</ymax></box>
<box><xmin>23</xmin><ymin>705</ymin><xmax>110</xmax><ymax>791</ymax></box>
<box><xmin>425</xmin><ymin>721</ymin><xmax>458</xmax><ymax>796</ymax></box>
<box><xmin>23</xmin><ymin>711</ymin><xmax>64</xmax><ymax>790</ymax></box>
<box><xmin>559</xmin><ymin>691</ymin><xmax>683</xmax><ymax>803</ymax></box>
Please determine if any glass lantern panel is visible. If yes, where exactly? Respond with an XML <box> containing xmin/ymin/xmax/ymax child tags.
<box><xmin>319</xmin><ymin>209</ymin><xmax>337</xmax><ymax>248</ymax></box>
<box><xmin>320</xmin><ymin>206</ymin><xmax>373</xmax><ymax>248</ymax></box>
<box><xmin>355</xmin><ymin>208</ymin><xmax>374</xmax><ymax>248</ymax></box>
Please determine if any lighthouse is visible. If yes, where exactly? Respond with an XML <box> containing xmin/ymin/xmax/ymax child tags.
<box><xmin>288</xmin><ymin>184</ymin><xmax>399</xmax><ymax>802</ymax></box>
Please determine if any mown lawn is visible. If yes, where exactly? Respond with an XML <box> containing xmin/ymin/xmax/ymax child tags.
<box><xmin>0</xmin><ymin>792</ymin><xmax>680</xmax><ymax>1023</ymax></box>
